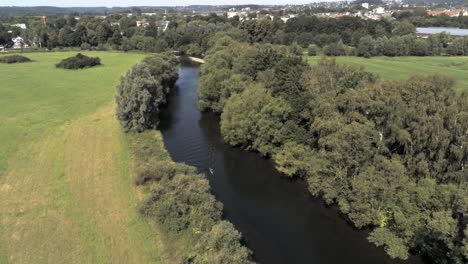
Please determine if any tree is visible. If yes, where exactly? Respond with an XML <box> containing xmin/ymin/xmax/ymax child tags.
<box><xmin>58</xmin><ymin>26</ymin><xmax>74</xmax><ymax>46</ymax></box>
<box><xmin>307</xmin><ymin>44</ymin><xmax>317</xmax><ymax>56</ymax></box>
<box><xmin>356</xmin><ymin>36</ymin><xmax>376</xmax><ymax>58</ymax></box>
<box><xmin>447</xmin><ymin>37</ymin><xmax>465</xmax><ymax>56</ymax></box>
<box><xmin>323</xmin><ymin>41</ymin><xmax>348</xmax><ymax>56</ymax></box>
<box><xmin>109</xmin><ymin>29</ymin><xmax>122</xmax><ymax>47</ymax></box>
<box><xmin>95</xmin><ymin>22</ymin><xmax>111</xmax><ymax>44</ymax></box>
<box><xmin>220</xmin><ymin>84</ymin><xmax>270</xmax><ymax>147</ymax></box>
<box><xmin>392</xmin><ymin>21</ymin><xmax>416</xmax><ymax>36</ymax></box>
<box><xmin>116</xmin><ymin>63</ymin><xmax>164</xmax><ymax>132</ymax></box>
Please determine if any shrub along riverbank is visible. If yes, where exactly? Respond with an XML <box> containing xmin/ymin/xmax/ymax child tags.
<box><xmin>116</xmin><ymin>53</ymin><xmax>252</xmax><ymax>263</ymax></box>
<box><xmin>198</xmin><ymin>30</ymin><xmax>468</xmax><ymax>264</ymax></box>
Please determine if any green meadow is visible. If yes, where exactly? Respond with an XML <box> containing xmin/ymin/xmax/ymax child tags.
<box><xmin>0</xmin><ymin>51</ymin><xmax>165</xmax><ymax>263</ymax></box>
<box><xmin>308</xmin><ymin>56</ymin><xmax>468</xmax><ymax>92</ymax></box>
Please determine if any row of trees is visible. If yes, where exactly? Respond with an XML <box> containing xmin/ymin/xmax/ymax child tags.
<box><xmin>3</xmin><ymin>12</ymin><xmax>468</xmax><ymax>57</ymax></box>
<box><xmin>323</xmin><ymin>33</ymin><xmax>468</xmax><ymax>57</ymax></box>
<box><xmin>198</xmin><ymin>33</ymin><xmax>468</xmax><ymax>263</ymax></box>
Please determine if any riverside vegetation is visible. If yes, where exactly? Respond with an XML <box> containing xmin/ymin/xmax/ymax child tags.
<box><xmin>198</xmin><ymin>30</ymin><xmax>468</xmax><ymax>263</ymax></box>
<box><xmin>115</xmin><ymin>53</ymin><xmax>252</xmax><ymax>263</ymax></box>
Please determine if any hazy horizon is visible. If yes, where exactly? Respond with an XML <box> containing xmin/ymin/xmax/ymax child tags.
<box><xmin>0</xmin><ymin>0</ymin><xmax>339</xmax><ymax>8</ymax></box>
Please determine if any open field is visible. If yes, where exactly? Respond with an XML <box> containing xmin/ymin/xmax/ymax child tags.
<box><xmin>308</xmin><ymin>56</ymin><xmax>468</xmax><ymax>91</ymax></box>
<box><xmin>0</xmin><ymin>51</ymin><xmax>163</xmax><ymax>263</ymax></box>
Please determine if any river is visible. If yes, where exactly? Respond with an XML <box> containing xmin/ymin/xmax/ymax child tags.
<box><xmin>158</xmin><ymin>64</ymin><xmax>422</xmax><ymax>264</ymax></box>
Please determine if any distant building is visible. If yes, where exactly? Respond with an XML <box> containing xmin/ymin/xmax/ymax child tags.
<box><xmin>12</xmin><ymin>36</ymin><xmax>27</xmax><ymax>49</ymax></box>
<box><xmin>155</xmin><ymin>20</ymin><xmax>170</xmax><ymax>31</ymax></box>
<box><xmin>374</xmin><ymin>7</ymin><xmax>385</xmax><ymax>14</ymax></box>
<box><xmin>227</xmin><ymin>11</ymin><xmax>238</xmax><ymax>18</ymax></box>
<box><xmin>362</xmin><ymin>3</ymin><xmax>369</xmax><ymax>9</ymax></box>
<box><xmin>227</xmin><ymin>11</ymin><xmax>248</xmax><ymax>19</ymax></box>
<box><xmin>427</xmin><ymin>9</ymin><xmax>467</xmax><ymax>17</ymax></box>
<box><xmin>136</xmin><ymin>19</ymin><xmax>149</xmax><ymax>28</ymax></box>
<box><xmin>0</xmin><ymin>45</ymin><xmax>5</xmax><ymax>52</ymax></box>
<box><xmin>12</xmin><ymin>23</ymin><xmax>26</xmax><ymax>29</ymax></box>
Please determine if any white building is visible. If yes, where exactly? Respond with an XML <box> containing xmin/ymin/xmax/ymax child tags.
<box><xmin>374</xmin><ymin>7</ymin><xmax>385</xmax><ymax>14</ymax></box>
<box><xmin>12</xmin><ymin>36</ymin><xmax>27</xmax><ymax>49</ymax></box>
<box><xmin>362</xmin><ymin>3</ymin><xmax>369</xmax><ymax>9</ymax></box>
<box><xmin>227</xmin><ymin>12</ymin><xmax>238</xmax><ymax>18</ymax></box>
<box><xmin>12</xmin><ymin>23</ymin><xmax>26</xmax><ymax>29</ymax></box>
<box><xmin>136</xmin><ymin>19</ymin><xmax>149</xmax><ymax>27</ymax></box>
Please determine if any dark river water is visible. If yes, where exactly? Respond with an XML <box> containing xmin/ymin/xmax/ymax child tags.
<box><xmin>159</xmin><ymin>64</ymin><xmax>422</xmax><ymax>264</ymax></box>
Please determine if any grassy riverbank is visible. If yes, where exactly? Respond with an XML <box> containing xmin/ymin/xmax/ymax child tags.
<box><xmin>308</xmin><ymin>56</ymin><xmax>468</xmax><ymax>91</ymax></box>
<box><xmin>0</xmin><ymin>51</ymin><xmax>166</xmax><ymax>263</ymax></box>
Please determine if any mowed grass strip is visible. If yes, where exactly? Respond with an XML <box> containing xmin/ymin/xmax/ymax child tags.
<box><xmin>0</xmin><ymin>52</ymin><xmax>162</xmax><ymax>263</ymax></box>
<box><xmin>308</xmin><ymin>56</ymin><xmax>468</xmax><ymax>92</ymax></box>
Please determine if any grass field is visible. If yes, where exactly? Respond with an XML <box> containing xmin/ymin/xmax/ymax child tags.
<box><xmin>308</xmin><ymin>56</ymin><xmax>468</xmax><ymax>91</ymax></box>
<box><xmin>0</xmin><ymin>51</ymin><xmax>164</xmax><ymax>263</ymax></box>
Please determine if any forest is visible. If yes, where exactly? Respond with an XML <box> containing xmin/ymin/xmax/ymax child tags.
<box><xmin>197</xmin><ymin>29</ymin><xmax>468</xmax><ymax>263</ymax></box>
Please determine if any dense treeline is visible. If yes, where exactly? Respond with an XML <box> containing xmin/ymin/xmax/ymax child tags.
<box><xmin>116</xmin><ymin>53</ymin><xmax>252</xmax><ymax>262</ymax></box>
<box><xmin>2</xmin><ymin>12</ymin><xmax>467</xmax><ymax>57</ymax></box>
<box><xmin>199</xmin><ymin>32</ymin><xmax>468</xmax><ymax>263</ymax></box>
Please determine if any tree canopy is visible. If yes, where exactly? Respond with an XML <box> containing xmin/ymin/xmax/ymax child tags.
<box><xmin>199</xmin><ymin>34</ymin><xmax>468</xmax><ymax>263</ymax></box>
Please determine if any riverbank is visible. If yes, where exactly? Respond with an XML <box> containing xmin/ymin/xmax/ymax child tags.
<box><xmin>125</xmin><ymin>130</ymin><xmax>251</xmax><ymax>263</ymax></box>
<box><xmin>175</xmin><ymin>55</ymin><xmax>205</xmax><ymax>64</ymax></box>
<box><xmin>188</xmin><ymin>56</ymin><xmax>205</xmax><ymax>64</ymax></box>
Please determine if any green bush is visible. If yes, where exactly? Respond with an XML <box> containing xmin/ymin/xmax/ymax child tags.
<box><xmin>134</xmin><ymin>161</ymin><xmax>196</xmax><ymax>185</ymax></box>
<box><xmin>0</xmin><ymin>55</ymin><xmax>31</xmax><ymax>64</ymax></box>
<box><xmin>80</xmin><ymin>43</ymin><xmax>91</xmax><ymax>50</ymax></box>
<box><xmin>141</xmin><ymin>173</ymin><xmax>223</xmax><ymax>233</ymax></box>
<box><xmin>56</xmin><ymin>53</ymin><xmax>101</xmax><ymax>69</ymax></box>
<box><xmin>307</xmin><ymin>44</ymin><xmax>317</xmax><ymax>56</ymax></box>
<box><xmin>190</xmin><ymin>221</ymin><xmax>252</xmax><ymax>264</ymax></box>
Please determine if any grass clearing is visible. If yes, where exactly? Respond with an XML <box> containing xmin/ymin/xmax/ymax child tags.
<box><xmin>0</xmin><ymin>51</ymin><xmax>163</xmax><ymax>263</ymax></box>
<box><xmin>308</xmin><ymin>56</ymin><xmax>468</xmax><ymax>92</ymax></box>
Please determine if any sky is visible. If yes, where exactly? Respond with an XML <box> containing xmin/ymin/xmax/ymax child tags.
<box><xmin>0</xmin><ymin>0</ymin><xmax>321</xmax><ymax>7</ymax></box>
